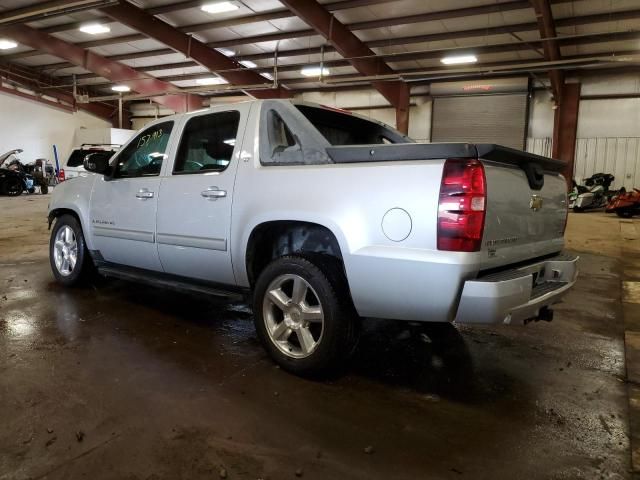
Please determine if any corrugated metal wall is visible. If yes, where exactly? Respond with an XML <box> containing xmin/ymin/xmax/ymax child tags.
<box><xmin>526</xmin><ymin>136</ymin><xmax>640</xmax><ymax>189</ymax></box>
<box><xmin>575</xmin><ymin>137</ymin><xmax>640</xmax><ymax>189</ymax></box>
<box><xmin>526</xmin><ymin>137</ymin><xmax>552</xmax><ymax>157</ymax></box>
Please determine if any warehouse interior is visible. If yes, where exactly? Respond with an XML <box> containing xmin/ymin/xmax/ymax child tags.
<box><xmin>0</xmin><ymin>0</ymin><xmax>639</xmax><ymax>479</ymax></box>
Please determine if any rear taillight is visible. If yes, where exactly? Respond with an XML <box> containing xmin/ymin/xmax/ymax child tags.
<box><xmin>58</xmin><ymin>169</ymin><xmax>65</xmax><ymax>182</ymax></box>
<box><xmin>437</xmin><ymin>158</ymin><xmax>486</xmax><ymax>252</ymax></box>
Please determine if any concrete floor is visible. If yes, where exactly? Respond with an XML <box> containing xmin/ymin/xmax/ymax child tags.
<box><xmin>0</xmin><ymin>193</ymin><xmax>635</xmax><ymax>480</ymax></box>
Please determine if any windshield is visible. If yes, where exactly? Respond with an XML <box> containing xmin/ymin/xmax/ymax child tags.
<box><xmin>67</xmin><ymin>149</ymin><xmax>116</xmax><ymax>167</ymax></box>
<box><xmin>295</xmin><ymin>105</ymin><xmax>411</xmax><ymax>146</ymax></box>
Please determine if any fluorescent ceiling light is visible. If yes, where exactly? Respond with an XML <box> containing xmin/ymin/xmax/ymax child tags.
<box><xmin>201</xmin><ymin>2</ymin><xmax>239</xmax><ymax>14</ymax></box>
<box><xmin>79</xmin><ymin>23</ymin><xmax>110</xmax><ymax>35</ymax></box>
<box><xmin>111</xmin><ymin>85</ymin><xmax>130</xmax><ymax>92</ymax></box>
<box><xmin>223</xmin><ymin>138</ymin><xmax>236</xmax><ymax>146</ymax></box>
<box><xmin>216</xmin><ymin>48</ymin><xmax>235</xmax><ymax>57</ymax></box>
<box><xmin>300</xmin><ymin>66</ymin><xmax>330</xmax><ymax>77</ymax></box>
<box><xmin>441</xmin><ymin>54</ymin><xmax>478</xmax><ymax>65</ymax></box>
<box><xmin>239</xmin><ymin>60</ymin><xmax>257</xmax><ymax>68</ymax></box>
<box><xmin>196</xmin><ymin>77</ymin><xmax>228</xmax><ymax>85</ymax></box>
<box><xmin>261</xmin><ymin>72</ymin><xmax>274</xmax><ymax>81</ymax></box>
<box><xmin>0</xmin><ymin>39</ymin><xmax>18</xmax><ymax>50</ymax></box>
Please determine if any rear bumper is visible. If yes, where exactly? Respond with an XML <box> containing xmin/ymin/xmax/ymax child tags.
<box><xmin>455</xmin><ymin>253</ymin><xmax>579</xmax><ymax>325</ymax></box>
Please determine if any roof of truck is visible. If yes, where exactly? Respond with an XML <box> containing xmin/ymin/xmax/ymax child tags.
<box><xmin>143</xmin><ymin>99</ymin><xmax>388</xmax><ymax>130</ymax></box>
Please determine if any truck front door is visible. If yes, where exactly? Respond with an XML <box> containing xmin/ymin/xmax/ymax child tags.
<box><xmin>89</xmin><ymin>121</ymin><xmax>175</xmax><ymax>271</ymax></box>
<box><xmin>156</xmin><ymin>105</ymin><xmax>249</xmax><ymax>285</ymax></box>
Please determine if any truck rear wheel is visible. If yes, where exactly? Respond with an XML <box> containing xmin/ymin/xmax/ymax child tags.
<box><xmin>253</xmin><ymin>256</ymin><xmax>358</xmax><ymax>376</ymax></box>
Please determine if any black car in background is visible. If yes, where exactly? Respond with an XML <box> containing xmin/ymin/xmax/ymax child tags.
<box><xmin>0</xmin><ymin>149</ymin><xmax>49</xmax><ymax>196</ymax></box>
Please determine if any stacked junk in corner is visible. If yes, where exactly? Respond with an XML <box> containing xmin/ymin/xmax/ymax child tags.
<box><xmin>569</xmin><ymin>172</ymin><xmax>640</xmax><ymax>218</ymax></box>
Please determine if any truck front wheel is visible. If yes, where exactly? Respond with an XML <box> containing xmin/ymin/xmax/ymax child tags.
<box><xmin>49</xmin><ymin>214</ymin><xmax>92</xmax><ymax>286</ymax></box>
<box><xmin>253</xmin><ymin>256</ymin><xmax>358</xmax><ymax>376</ymax></box>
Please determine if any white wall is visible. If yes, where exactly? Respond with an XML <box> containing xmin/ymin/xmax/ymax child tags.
<box><xmin>528</xmin><ymin>89</ymin><xmax>554</xmax><ymax>139</ymax></box>
<box><xmin>578</xmin><ymin>75</ymin><xmax>640</xmax><ymax>138</ymax></box>
<box><xmin>573</xmin><ymin>75</ymin><xmax>640</xmax><ymax>188</ymax></box>
<box><xmin>577</xmin><ymin>98</ymin><xmax>640</xmax><ymax>138</ymax></box>
<box><xmin>525</xmin><ymin>74</ymin><xmax>640</xmax><ymax>186</ymax></box>
<box><xmin>74</xmin><ymin>128</ymin><xmax>135</xmax><ymax>147</ymax></box>
<box><xmin>526</xmin><ymin>75</ymin><xmax>640</xmax><ymax>141</ymax></box>
<box><xmin>0</xmin><ymin>91</ymin><xmax>110</xmax><ymax>166</ymax></box>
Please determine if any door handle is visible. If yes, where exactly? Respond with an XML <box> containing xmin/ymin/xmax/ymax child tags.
<box><xmin>136</xmin><ymin>189</ymin><xmax>154</xmax><ymax>199</ymax></box>
<box><xmin>201</xmin><ymin>187</ymin><xmax>227</xmax><ymax>200</ymax></box>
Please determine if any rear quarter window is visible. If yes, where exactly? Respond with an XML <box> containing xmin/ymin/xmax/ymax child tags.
<box><xmin>294</xmin><ymin>105</ymin><xmax>409</xmax><ymax>145</ymax></box>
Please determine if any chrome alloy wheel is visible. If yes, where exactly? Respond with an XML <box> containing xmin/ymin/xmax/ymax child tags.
<box><xmin>53</xmin><ymin>225</ymin><xmax>78</xmax><ymax>277</ymax></box>
<box><xmin>263</xmin><ymin>274</ymin><xmax>324</xmax><ymax>358</ymax></box>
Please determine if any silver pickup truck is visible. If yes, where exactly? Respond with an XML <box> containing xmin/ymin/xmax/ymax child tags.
<box><xmin>47</xmin><ymin>99</ymin><xmax>578</xmax><ymax>375</ymax></box>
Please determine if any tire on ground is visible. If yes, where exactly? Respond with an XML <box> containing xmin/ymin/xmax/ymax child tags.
<box><xmin>49</xmin><ymin>214</ymin><xmax>93</xmax><ymax>287</ymax></box>
<box><xmin>2</xmin><ymin>177</ymin><xmax>23</xmax><ymax>196</ymax></box>
<box><xmin>253</xmin><ymin>255</ymin><xmax>359</xmax><ymax>376</ymax></box>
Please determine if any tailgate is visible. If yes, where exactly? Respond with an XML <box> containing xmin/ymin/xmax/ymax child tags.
<box><xmin>478</xmin><ymin>145</ymin><xmax>568</xmax><ymax>269</ymax></box>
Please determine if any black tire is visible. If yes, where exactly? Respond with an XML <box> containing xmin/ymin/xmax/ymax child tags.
<box><xmin>2</xmin><ymin>177</ymin><xmax>23</xmax><ymax>196</ymax></box>
<box><xmin>253</xmin><ymin>255</ymin><xmax>358</xmax><ymax>376</ymax></box>
<box><xmin>616</xmin><ymin>210</ymin><xmax>633</xmax><ymax>218</ymax></box>
<box><xmin>40</xmin><ymin>184</ymin><xmax>49</xmax><ymax>194</ymax></box>
<box><xmin>573</xmin><ymin>206</ymin><xmax>584</xmax><ymax>213</ymax></box>
<box><xmin>49</xmin><ymin>214</ymin><xmax>93</xmax><ymax>287</ymax></box>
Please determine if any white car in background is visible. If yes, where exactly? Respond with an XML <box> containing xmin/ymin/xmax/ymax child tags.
<box><xmin>61</xmin><ymin>144</ymin><xmax>119</xmax><ymax>180</ymax></box>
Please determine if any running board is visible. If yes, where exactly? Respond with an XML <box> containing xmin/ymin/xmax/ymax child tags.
<box><xmin>97</xmin><ymin>265</ymin><xmax>245</xmax><ymax>301</ymax></box>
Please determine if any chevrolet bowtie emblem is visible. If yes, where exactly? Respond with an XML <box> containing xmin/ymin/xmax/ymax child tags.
<box><xmin>530</xmin><ymin>195</ymin><xmax>543</xmax><ymax>211</ymax></box>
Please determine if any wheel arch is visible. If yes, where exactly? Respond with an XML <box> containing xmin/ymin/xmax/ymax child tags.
<box><xmin>48</xmin><ymin>207</ymin><xmax>94</xmax><ymax>251</ymax></box>
<box><xmin>244</xmin><ymin>220</ymin><xmax>347</xmax><ymax>288</ymax></box>
<box><xmin>48</xmin><ymin>207</ymin><xmax>82</xmax><ymax>229</ymax></box>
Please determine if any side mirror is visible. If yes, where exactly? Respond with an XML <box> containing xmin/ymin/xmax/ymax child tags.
<box><xmin>83</xmin><ymin>153</ymin><xmax>110</xmax><ymax>175</ymax></box>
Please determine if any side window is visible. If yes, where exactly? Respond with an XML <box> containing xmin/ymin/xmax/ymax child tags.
<box><xmin>113</xmin><ymin>122</ymin><xmax>173</xmax><ymax>178</ymax></box>
<box><xmin>267</xmin><ymin>110</ymin><xmax>296</xmax><ymax>154</ymax></box>
<box><xmin>66</xmin><ymin>150</ymin><xmax>86</xmax><ymax>167</ymax></box>
<box><xmin>173</xmin><ymin>111</ymin><xmax>240</xmax><ymax>174</ymax></box>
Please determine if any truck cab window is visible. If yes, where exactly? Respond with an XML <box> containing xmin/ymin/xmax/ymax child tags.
<box><xmin>174</xmin><ymin>111</ymin><xmax>241</xmax><ymax>174</ymax></box>
<box><xmin>113</xmin><ymin>122</ymin><xmax>173</xmax><ymax>178</ymax></box>
<box><xmin>295</xmin><ymin>104</ymin><xmax>409</xmax><ymax>145</ymax></box>
<box><xmin>268</xmin><ymin>110</ymin><xmax>296</xmax><ymax>154</ymax></box>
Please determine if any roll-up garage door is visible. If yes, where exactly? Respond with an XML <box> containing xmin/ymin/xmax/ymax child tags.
<box><xmin>430</xmin><ymin>78</ymin><xmax>529</xmax><ymax>150</ymax></box>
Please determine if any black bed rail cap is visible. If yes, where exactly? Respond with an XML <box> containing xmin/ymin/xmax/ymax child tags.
<box><xmin>326</xmin><ymin>142</ymin><xmax>477</xmax><ymax>163</ymax></box>
<box><xmin>475</xmin><ymin>144</ymin><xmax>565</xmax><ymax>173</ymax></box>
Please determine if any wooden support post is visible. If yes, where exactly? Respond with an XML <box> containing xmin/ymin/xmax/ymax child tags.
<box><xmin>552</xmin><ymin>82</ymin><xmax>580</xmax><ymax>184</ymax></box>
<box><xmin>395</xmin><ymin>83</ymin><xmax>410</xmax><ymax>134</ymax></box>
